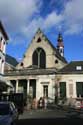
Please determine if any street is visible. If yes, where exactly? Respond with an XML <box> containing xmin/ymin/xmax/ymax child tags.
<box><xmin>19</xmin><ymin>109</ymin><xmax>66</xmax><ymax>119</ymax></box>
<box><xmin>16</xmin><ymin>108</ymin><xmax>83</xmax><ymax>125</ymax></box>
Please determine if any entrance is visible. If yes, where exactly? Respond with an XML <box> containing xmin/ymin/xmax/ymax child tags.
<box><xmin>30</xmin><ymin>79</ymin><xmax>36</xmax><ymax>98</ymax></box>
<box><xmin>18</xmin><ymin>80</ymin><xmax>27</xmax><ymax>96</ymax></box>
<box><xmin>10</xmin><ymin>80</ymin><xmax>16</xmax><ymax>92</ymax></box>
<box><xmin>43</xmin><ymin>85</ymin><xmax>48</xmax><ymax>97</ymax></box>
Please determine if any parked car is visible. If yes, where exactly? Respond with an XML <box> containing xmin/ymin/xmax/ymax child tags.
<box><xmin>66</xmin><ymin>100</ymin><xmax>83</xmax><ymax>118</ymax></box>
<box><xmin>0</xmin><ymin>101</ymin><xmax>19</xmax><ymax>125</ymax></box>
<box><xmin>0</xmin><ymin>93</ymin><xmax>26</xmax><ymax>114</ymax></box>
<box><xmin>71</xmin><ymin>100</ymin><xmax>83</xmax><ymax>112</ymax></box>
<box><xmin>74</xmin><ymin>100</ymin><xmax>81</xmax><ymax>109</ymax></box>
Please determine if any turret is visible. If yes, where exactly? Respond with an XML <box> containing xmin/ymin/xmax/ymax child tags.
<box><xmin>57</xmin><ymin>33</ymin><xmax>64</xmax><ymax>57</ymax></box>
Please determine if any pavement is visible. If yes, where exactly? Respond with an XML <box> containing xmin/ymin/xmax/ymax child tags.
<box><xmin>19</xmin><ymin>108</ymin><xmax>66</xmax><ymax>119</ymax></box>
<box><xmin>16</xmin><ymin>108</ymin><xmax>83</xmax><ymax>125</ymax></box>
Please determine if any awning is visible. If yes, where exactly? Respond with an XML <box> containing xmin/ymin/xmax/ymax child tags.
<box><xmin>0</xmin><ymin>75</ymin><xmax>13</xmax><ymax>89</ymax></box>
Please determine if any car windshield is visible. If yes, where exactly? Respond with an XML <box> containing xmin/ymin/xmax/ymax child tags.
<box><xmin>0</xmin><ymin>104</ymin><xmax>10</xmax><ymax>115</ymax></box>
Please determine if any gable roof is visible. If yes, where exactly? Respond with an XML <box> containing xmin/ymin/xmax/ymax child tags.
<box><xmin>58</xmin><ymin>61</ymin><xmax>83</xmax><ymax>74</ymax></box>
<box><xmin>5</xmin><ymin>54</ymin><xmax>18</xmax><ymax>67</ymax></box>
<box><xmin>28</xmin><ymin>28</ymin><xmax>67</xmax><ymax>63</ymax></box>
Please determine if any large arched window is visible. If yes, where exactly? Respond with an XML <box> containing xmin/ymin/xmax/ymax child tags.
<box><xmin>32</xmin><ymin>48</ymin><xmax>46</xmax><ymax>68</ymax></box>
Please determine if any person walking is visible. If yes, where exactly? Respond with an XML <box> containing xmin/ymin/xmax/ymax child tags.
<box><xmin>38</xmin><ymin>97</ymin><xmax>43</xmax><ymax>109</ymax></box>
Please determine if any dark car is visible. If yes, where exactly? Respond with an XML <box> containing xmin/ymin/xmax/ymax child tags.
<box><xmin>0</xmin><ymin>93</ymin><xmax>26</xmax><ymax>114</ymax></box>
<box><xmin>0</xmin><ymin>101</ymin><xmax>18</xmax><ymax>125</ymax></box>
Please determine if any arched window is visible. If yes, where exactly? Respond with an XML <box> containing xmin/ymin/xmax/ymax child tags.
<box><xmin>32</xmin><ymin>50</ymin><xmax>38</xmax><ymax>66</ymax></box>
<box><xmin>32</xmin><ymin>48</ymin><xmax>46</xmax><ymax>68</ymax></box>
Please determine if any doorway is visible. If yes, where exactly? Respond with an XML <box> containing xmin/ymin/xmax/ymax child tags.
<box><xmin>30</xmin><ymin>79</ymin><xmax>36</xmax><ymax>98</ymax></box>
<box><xmin>43</xmin><ymin>85</ymin><xmax>48</xmax><ymax>97</ymax></box>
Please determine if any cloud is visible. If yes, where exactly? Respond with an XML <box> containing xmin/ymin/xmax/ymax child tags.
<box><xmin>43</xmin><ymin>11</ymin><xmax>63</xmax><ymax>29</ymax></box>
<box><xmin>43</xmin><ymin>0</ymin><xmax>83</xmax><ymax>35</ymax></box>
<box><xmin>26</xmin><ymin>0</ymin><xmax>83</xmax><ymax>37</ymax></box>
<box><xmin>64</xmin><ymin>24</ymin><xmax>83</xmax><ymax>35</ymax></box>
<box><xmin>0</xmin><ymin>0</ymin><xmax>41</xmax><ymax>33</ymax></box>
<box><xmin>45</xmin><ymin>0</ymin><xmax>83</xmax><ymax>35</ymax></box>
<box><xmin>1</xmin><ymin>0</ymin><xmax>83</xmax><ymax>46</ymax></box>
<box><xmin>63</xmin><ymin>0</ymin><xmax>83</xmax><ymax>35</ymax></box>
<box><xmin>21</xmin><ymin>17</ymin><xmax>43</xmax><ymax>39</ymax></box>
<box><xmin>21</xmin><ymin>11</ymin><xmax>63</xmax><ymax>39</ymax></box>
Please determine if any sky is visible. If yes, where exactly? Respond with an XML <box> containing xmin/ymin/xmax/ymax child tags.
<box><xmin>0</xmin><ymin>0</ymin><xmax>83</xmax><ymax>63</ymax></box>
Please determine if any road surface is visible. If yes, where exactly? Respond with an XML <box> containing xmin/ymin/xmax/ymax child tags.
<box><xmin>16</xmin><ymin>108</ymin><xmax>83</xmax><ymax>125</ymax></box>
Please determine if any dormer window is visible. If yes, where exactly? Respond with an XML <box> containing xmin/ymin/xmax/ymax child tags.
<box><xmin>76</xmin><ymin>66</ymin><xmax>82</xmax><ymax>70</ymax></box>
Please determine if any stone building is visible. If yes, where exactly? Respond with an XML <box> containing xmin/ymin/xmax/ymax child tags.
<box><xmin>0</xmin><ymin>21</ymin><xmax>9</xmax><ymax>92</ymax></box>
<box><xmin>56</xmin><ymin>61</ymin><xmax>83</xmax><ymax>102</ymax></box>
<box><xmin>4</xmin><ymin>28</ymin><xmax>67</xmax><ymax>100</ymax></box>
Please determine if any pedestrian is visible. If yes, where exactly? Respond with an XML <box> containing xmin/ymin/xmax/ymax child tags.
<box><xmin>32</xmin><ymin>98</ymin><xmax>38</xmax><ymax>110</ymax></box>
<box><xmin>38</xmin><ymin>97</ymin><xmax>43</xmax><ymax>109</ymax></box>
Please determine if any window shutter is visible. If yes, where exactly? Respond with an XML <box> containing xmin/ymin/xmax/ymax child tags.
<box><xmin>60</xmin><ymin>82</ymin><xmax>66</xmax><ymax>98</ymax></box>
<box><xmin>76</xmin><ymin>82</ymin><xmax>82</xmax><ymax>97</ymax></box>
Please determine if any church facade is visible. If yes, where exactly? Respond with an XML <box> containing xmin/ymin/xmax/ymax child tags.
<box><xmin>5</xmin><ymin>28</ymin><xmax>68</xmax><ymax>101</ymax></box>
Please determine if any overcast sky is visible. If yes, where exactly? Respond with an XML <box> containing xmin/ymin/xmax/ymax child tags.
<box><xmin>0</xmin><ymin>0</ymin><xmax>83</xmax><ymax>62</ymax></box>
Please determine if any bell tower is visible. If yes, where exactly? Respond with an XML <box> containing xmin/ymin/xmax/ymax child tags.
<box><xmin>57</xmin><ymin>33</ymin><xmax>64</xmax><ymax>57</ymax></box>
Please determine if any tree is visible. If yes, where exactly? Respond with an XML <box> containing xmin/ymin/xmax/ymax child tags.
<box><xmin>55</xmin><ymin>75</ymin><xmax>62</xmax><ymax>104</ymax></box>
<box><xmin>55</xmin><ymin>84</ymin><xmax>58</xmax><ymax>104</ymax></box>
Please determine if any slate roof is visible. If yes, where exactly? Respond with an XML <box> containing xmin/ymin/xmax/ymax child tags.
<box><xmin>58</xmin><ymin>61</ymin><xmax>83</xmax><ymax>74</ymax></box>
<box><xmin>5</xmin><ymin>67</ymin><xmax>57</xmax><ymax>76</ymax></box>
<box><xmin>5</xmin><ymin>54</ymin><xmax>18</xmax><ymax>67</ymax></box>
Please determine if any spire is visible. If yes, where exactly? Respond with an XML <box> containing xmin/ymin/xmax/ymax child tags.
<box><xmin>57</xmin><ymin>32</ymin><xmax>64</xmax><ymax>57</ymax></box>
<box><xmin>57</xmin><ymin>33</ymin><xmax>64</xmax><ymax>47</ymax></box>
